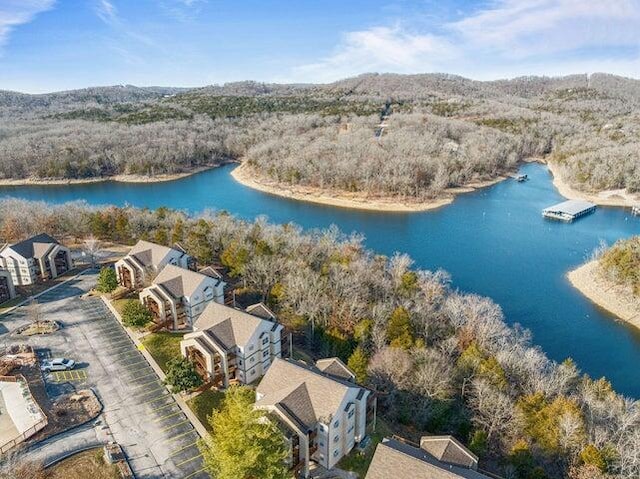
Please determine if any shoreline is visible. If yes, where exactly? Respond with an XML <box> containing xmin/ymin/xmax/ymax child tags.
<box><xmin>0</xmin><ymin>164</ymin><xmax>223</xmax><ymax>187</ymax></box>
<box><xmin>230</xmin><ymin>162</ymin><xmax>508</xmax><ymax>213</ymax></box>
<box><xmin>567</xmin><ymin>261</ymin><xmax>640</xmax><ymax>330</ymax></box>
<box><xmin>546</xmin><ymin>161</ymin><xmax>639</xmax><ymax>208</ymax></box>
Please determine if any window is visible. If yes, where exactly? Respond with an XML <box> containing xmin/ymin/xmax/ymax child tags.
<box><xmin>238</xmin><ymin>360</ymin><xmax>243</xmax><ymax>366</ymax></box>
<box><xmin>333</xmin><ymin>435</ymin><xmax>339</xmax><ymax>443</ymax></box>
<box><xmin>333</xmin><ymin>420</ymin><xmax>339</xmax><ymax>428</ymax></box>
<box><xmin>263</xmin><ymin>350</ymin><xmax>269</xmax><ymax>358</ymax></box>
<box><xmin>347</xmin><ymin>425</ymin><xmax>354</xmax><ymax>433</ymax></box>
<box><xmin>333</xmin><ymin>450</ymin><xmax>339</xmax><ymax>458</ymax></box>
<box><xmin>194</xmin><ymin>295</ymin><xmax>200</xmax><ymax>301</ymax></box>
<box><xmin>262</xmin><ymin>337</ymin><xmax>269</xmax><ymax>345</ymax></box>
<box><xmin>250</xmin><ymin>369</ymin><xmax>255</xmax><ymax>376</ymax></box>
<box><xmin>348</xmin><ymin>409</ymin><xmax>355</xmax><ymax>419</ymax></box>
<box><xmin>250</xmin><ymin>357</ymin><xmax>255</xmax><ymax>363</ymax></box>
<box><xmin>249</xmin><ymin>345</ymin><xmax>254</xmax><ymax>351</ymax></box>
<box><xmin>319</xmin><ymin>441</ymin><xmax>325</xmax><ymax>448</ymax></box>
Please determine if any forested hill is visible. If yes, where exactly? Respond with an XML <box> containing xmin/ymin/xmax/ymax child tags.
<box><xmin>1</xmin><ymin>73</ymin><xmax>639</xmax><ymax>196</ymax></box>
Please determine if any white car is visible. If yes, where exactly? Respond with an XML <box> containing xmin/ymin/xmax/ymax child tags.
<box><xmin>41</xmin><ymin>358</ymin><xmax>76</xmax><ymax>372</ymax></box>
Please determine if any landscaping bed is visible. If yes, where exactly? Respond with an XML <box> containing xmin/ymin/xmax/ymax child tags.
<box><xmin>14</xmin><ymin>320</ymin><xmax>60</xmax><ymax>336</ymax></box>
<box><xmin>141</xmin><ymin>332</ymin><xmax>184</xmax><ymax>372</ymax></box>
<box><xmin>186</xmin><ymin>389</ymin><xmax>225</xmax><ymax>432</ymax></box>
<box><xmin>47</xmin><ymin>448</ymin><xmax>120</xmax><ymax>479</ymax></box>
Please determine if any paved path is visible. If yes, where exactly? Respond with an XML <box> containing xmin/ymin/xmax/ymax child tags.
<box><xmin>1</xmin><ymin>271</ymin><xmax>208</xmax><ymax>478</ymax></box>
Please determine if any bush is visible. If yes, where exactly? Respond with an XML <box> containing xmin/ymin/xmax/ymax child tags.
<box><xmin>96</xmin><ymin>267</ymin><xmax>118</xmax><ymax>293</ymax></box>
<box><xmin>164</xmin><ymin>357</ymin><xmax>202</xmax><ymax>393</ymax></box>
<box><xmin>121</xmin><ymin>300</ymin><xmax>152</xmax><ymax>328</ymax></box>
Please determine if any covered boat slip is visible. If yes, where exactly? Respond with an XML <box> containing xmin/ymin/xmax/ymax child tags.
<box><xmin>543</xmin><ymin>200</ymin><xmax>597</xmax><ymax>222</ymax></box>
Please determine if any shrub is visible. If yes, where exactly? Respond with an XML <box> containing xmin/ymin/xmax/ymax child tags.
<box><xmin>164</xmin><ymin>357</ymin><xmax>202</xmax><ymax>393</ymax></box>
<box><xmin>121</xmin><ymin>300</ymin><xmax>152</xmax><ymax>328</ymax></box>
<box><xmin>96</xmin><ymin>267</ymin><xmax>118</xmax><ymax>293</ymax></box>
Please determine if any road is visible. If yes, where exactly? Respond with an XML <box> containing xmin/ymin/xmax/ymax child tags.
<box><xmin>1</xmin><ymin>271</ymin><xmax>208</xmax><ymax>479</ymax></box>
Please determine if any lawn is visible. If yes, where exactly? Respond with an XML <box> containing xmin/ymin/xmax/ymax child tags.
<box><xmin>141</xmin><ymin>332</ymin><xmax>184</xmax><ymax>372</ymax></box>
<box><xmin>186</xmin><ymin>389</ymin><xmax>226</xmax><ymax>432</ymax></box>
<box><xmin>48</xmin><ymin>448</ymin><xmax>120</xmax><ymax>479</ymax></box>
<box><xmin>337</xmin><ymin>419</ymin><xmax>394</xmax><ymax>478</ymax></box>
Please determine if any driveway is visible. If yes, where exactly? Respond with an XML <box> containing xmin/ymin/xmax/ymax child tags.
<box><xmin>0</xmin><ymin>271</ymin><xmax>208</xmax><ymax>479</ymax></box>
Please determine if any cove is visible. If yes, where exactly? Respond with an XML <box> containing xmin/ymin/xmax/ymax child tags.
<box><xmin>2</xmin><ymin>162</ymin><xmax>640</xmax><ymax>397</ymax></box>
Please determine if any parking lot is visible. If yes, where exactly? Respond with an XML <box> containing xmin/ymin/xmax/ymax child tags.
<box><xmin>0</xmin><ymin>271</ymin><xmax>208</xmax><ymax>479</ymax></box>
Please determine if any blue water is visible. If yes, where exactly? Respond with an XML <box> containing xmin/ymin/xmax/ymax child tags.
<box><xmin>2</xmin><ymin>163</ymin><xmax>640</xmax><ymax>396</ymax></box>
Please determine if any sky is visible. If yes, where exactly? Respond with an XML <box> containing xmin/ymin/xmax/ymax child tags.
<box><xmin>1</xmin><ymin>0</ymin><xmax>640</xmax><ymax>93</ymax></box>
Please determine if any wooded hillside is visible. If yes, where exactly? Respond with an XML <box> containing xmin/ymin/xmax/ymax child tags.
<box><xmin>1</xmin><ymin>73</ymin><xmax>639</xmax><ymax>197</ymax></box>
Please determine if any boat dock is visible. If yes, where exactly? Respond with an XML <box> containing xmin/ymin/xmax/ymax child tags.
<box><xmin>633</xmin><ymin>205</ymin><xmax>640</xmax><ymax>216</ymax></box>
<box><xmin>543</xmin><ymin>199</ymin><xmax>596</xmax><ymax>221</ymax></box>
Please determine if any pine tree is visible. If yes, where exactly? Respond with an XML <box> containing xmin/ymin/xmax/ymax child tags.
<box><xmin>96</xmin><ymin>267</ymin><xmax>118</xmax><ymax>293</ymax></box>
<box><xmin>199</xmin><ymin>386</ymin><xmax>289</xmax><ymax>479</ymax></box>
<box><xmin>347</xmin><ymin>346</ymin><xmax>369</xmax><ymax>384</ymax></box>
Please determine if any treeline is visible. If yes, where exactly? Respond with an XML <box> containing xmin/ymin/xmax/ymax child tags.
<box><xmin>599</xmin><ymin>237</ymin><xmax>640</xmax><ymax>296</ymax></box>
<box><xmin>1</xmin><ymin>198</ymin><xmax>638</xmax><ymax>479</ymax></box>
<box><xmin>1</xmin><ymin>73</ymin><xmax>639</xmax><ymax>196</ymax></box>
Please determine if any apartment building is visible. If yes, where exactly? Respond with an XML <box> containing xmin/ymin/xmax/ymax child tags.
<box><xmin>255</xmin><ymin>357</ymin><xmax>374</xmax><ymax>478</ymax></box>
<box><xmin>115</xmin><ymin>240</ymin><xmax>195</xmax><ymax>290</ymax></box>
<box><xmin>139</xmin><ymin>264</ymin><xmax>225</xmax><ymax>330</ymax></box>
<box><xmin>0</xmin><ymin>234</ymin><xmax>72</xmax><ymax>286</ymax></box>
<box><xmin>180</xmin><ymin>301</ymin><xmax>283</xmax><ymax>387</ymax></box>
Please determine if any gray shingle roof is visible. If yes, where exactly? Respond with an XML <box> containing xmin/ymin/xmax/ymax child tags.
<box><xmin>153</xmin><ymin>264</ymin><xmax>211</xmax><ymax>299</ymax></box>
<box><xmin>128</xmin><ymin>240</ymin><xmax>181</xmax><ymax>269</ymax></box>
<box><xmin>255</xmin><ymin>358</ymin><xmax>364</xmax><ymax>427</ymax></box>
<box><xmin>315</xmin><ymin>357</ymin><xmax>355</xmax><ymax>381</ymax></box>
<box><xmin>420</xmin><ymin>436</ymin><xmax>478</xmax><ymax>469</ymax></box>
<box><xmin>194</xmin><ymin>302</ymin><xmax>273</xmax><ymax>350</ymax></box>
<box><xmin>365</xmin><ymin>439</ymin><xmax>490</xmax><ymax>479</ymax></box>
<box><xmin>9</xmin><ymin>233</ymin><xmax>60</xmax><ymax>259</ymax></box>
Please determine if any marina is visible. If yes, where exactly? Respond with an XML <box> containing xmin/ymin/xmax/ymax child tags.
<box><xmin>1</xmin><ymin>163</ymin><xmax>640</xmax><ymax>396</ymax></box>
<box><xmin>543</xmin><ymin>199</ymin><xmax>597</xmax><ymax>221</ymax></box>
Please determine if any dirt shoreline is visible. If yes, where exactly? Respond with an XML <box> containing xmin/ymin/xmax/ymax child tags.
<box><xmin>0</xmin><ymin>165</ymin><xmax>221</xmax><ymax>186</ymax></box>
<box><xmin>546</xmin><ymin>161</ymin><xmax>639</xmax><ymax>208</ymax></box>
<box><xmin>231</xmin><ymin>162</ymin><xmax>509</xmax><ymax>213</ymax></box>
<box><xmin>568</xmin><ymin>261</ymin><xmax>640</xmax><ymax>330</ymax></box>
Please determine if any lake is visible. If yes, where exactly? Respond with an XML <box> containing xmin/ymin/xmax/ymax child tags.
<box><xmin>2</xmin><ymin>162</ymin><xmax>640</xmax><ymax>397</ymax></box>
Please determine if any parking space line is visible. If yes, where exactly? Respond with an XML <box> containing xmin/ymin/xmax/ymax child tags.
<box><xmin>143</xmin><ymin>395</ymin><xmax>171</xmax><ymax>405</ymax></box>
<box><xmin>166</xmin><ymin>429</ymin><xmax>198</xmax><ymax>442</ymax></box>
<box><xmin>136</xmin><ymin>387</ymin><xmax>167</xmax><ymax>400</ymax></box>
<box><xmin>169</xmin><ymin>441</ymin><xmax>199</xmax><ymax>457</ymax></box>
<box><xmin>154</xmin><ymin>410</ymin><xmax>182</xmax><ymax>422</ymax></box>
<box><xmin>161</xmin><ymin>420</ymin><xmax>190</xmax><ymax>433</ymax></box>
<box><xmin>130</xmin><ymin>371</ymin><xmax>156</xmax><ymax>381</ymax></box>
<box><xmin>131</xmin><ymin>379</ymin><xmax>160</xmax><ymax>389</ymax></box>
<box><xmin>121</xmin><ymin>360</ymin><xmax>148</xmax><ymax>370</ymax></box>
<box><xmin>113</xmin><ymin>349</ymin><xmax>138</xmax><ymax>358</ymax></box>
<box><xmin>109</xmin><ymin>343</ymin><xmax>133</xmax><ymax>352</ymax></box>
<box><xmin>175</xmin><ymin>454</ymin><xmax>202</xmax><ymax>468</ymax></box>
<box><xmin>184</xmin><ymin>468</ymin><xmax>206</xmax><ymax>479</ymax></box>
<box><xmin>151</xmin><ymin>402</ymin><xmax>177</xmax><ymax>413</ymax></box>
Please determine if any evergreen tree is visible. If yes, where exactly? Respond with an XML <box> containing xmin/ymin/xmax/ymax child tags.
<box><xmin>347</xmin><ymin>346</ymin><xmax>369</xmax><ymax>384</ymax></box>
<box><xmin>164</xmin><ymin>358</ymin><xmax>202</xmax><ymax>393</ymax></box>
<box><xmin>387</xmin><ymin>307</ymin><xmax>415</xmax><ymax>349</ymax></box>
<box><xmin>200</xmin><ymin>386</ymin><xmax>289</xmax><ymax>479</ymax></box>
<box><xmin>121</xmin><ymin>300</ymin><xmax>152</xmax><ymax>328</ymax></box>
<box><xmin>96</xmin><ymin>267</ymin><xmax>118</xmax><ymax>293</ymax></box>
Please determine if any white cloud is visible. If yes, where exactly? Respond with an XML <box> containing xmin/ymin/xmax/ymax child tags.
<box><xmin>449</xmin><ymin>0</ymin><xmax>640</xmax><ymax>58</ymax></box>
<box><xmin>288</xmin><ymin>0</ymin><xmax>640</xmax><ymax>82</ymax></box>
<box><xmin>292</xmin><ymin>26</ymin><xmax>458</xmax><ymax>83</ymax></box>
<box><xmin>0</xmin><ymin>0</ymin><xmax>55</xmax><ymax>48</ymax></box>
<box><xmin>96</xmin><ymin>0</ymin><xmax>118</xmax><ymax>25</ymax></box>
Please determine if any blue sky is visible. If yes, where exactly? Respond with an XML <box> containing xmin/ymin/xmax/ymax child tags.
<box><xmin>1</xmin><ymin>0</ymin><xmax>640</xmax><ymax>93</ymax></box>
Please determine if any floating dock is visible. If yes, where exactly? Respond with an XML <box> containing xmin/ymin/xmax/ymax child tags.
<box><xmin>633</xmin><ymin>205</ymin><xmax>640</xmax><ymax>216</ymax></box>
<box><xmin>543</xmin><ymin>200</ymin><xmax>596</xmax><ymax>221</ymax></box>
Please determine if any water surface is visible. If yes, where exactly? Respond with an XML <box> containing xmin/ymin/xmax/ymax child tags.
<box><xmin>2</xmin><ymin>163</ymin><xmax>640</xmax><ymax>396</ymax></box>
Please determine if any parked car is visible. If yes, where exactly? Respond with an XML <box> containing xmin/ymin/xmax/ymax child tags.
<box><xmin>41</xmin><ymin>358</ymin><xmax>75</xmax><ymax>372</ymax></box>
